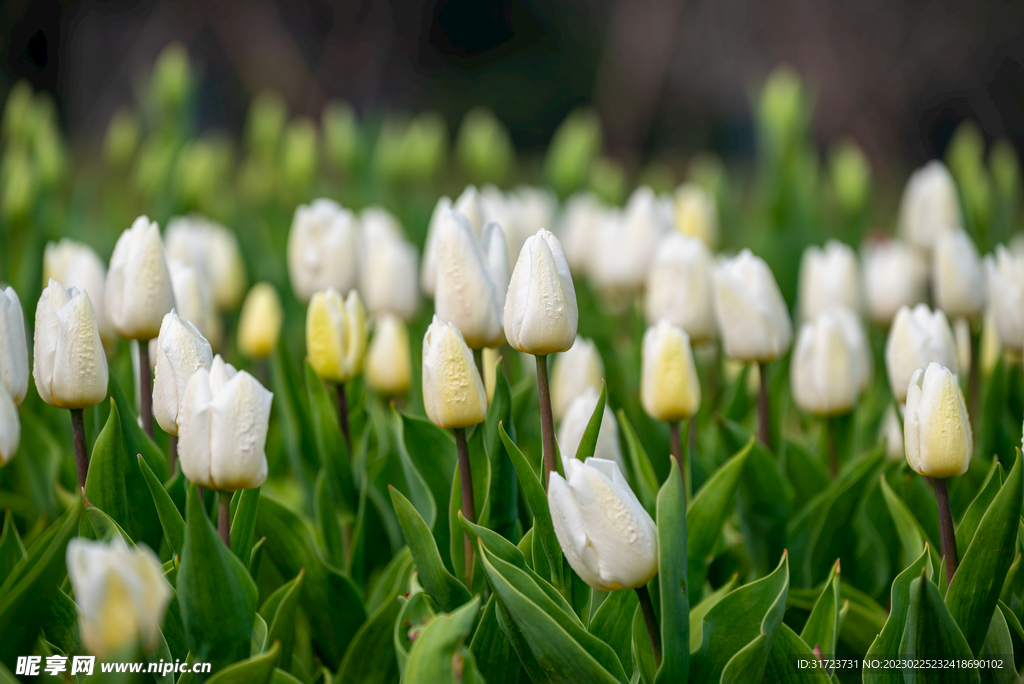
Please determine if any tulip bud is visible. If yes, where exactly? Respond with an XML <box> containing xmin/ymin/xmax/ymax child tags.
<box><xmin>66</xmin><ymin>538</ymin><xmax>171</xmax><ymax>658</ymax></box>
<box><xmin>33</xmin><ymin>280</ymin><xmax>109</xmax><ymax>409</ymax></box>
<box><xmin>281</xmin><ymin>117</ymin><xmax>318</xmax><ymax>192</ymax></box>
<box><xmin>306</xmin><ymin>289</ymin><xmax>368</xmax><ymax>384</ymax></box>
<box><xmin>422</xmin><ymin>316</ymin><xmax>488</xmax><ymax>429</ymax></box>
<box><xmin>644</xmin><ymin>233</ymin><xmax>717</xmax><ymax>344</ymax></box>
<box><xmin>44</xmin><ymin>239</ymin><xmax>117</xmax><ymax>354</ymax></box>
<box><xmin>587</xmin><ymin>210</ymin><xmax>635</xmax><ymax>308</ymax></box>
<box><xmin>861</xmin><ymin>238</ymin><xmax>927</xmax><ymax>325</ymax></box>
<box><xmin>673</xmin><ymin>183</ymin><xmax>718</xmax><ymax>248</ymax></box>
<box><xmin>165</xmin><ymin>216</ymin><xmax>248</xmax><ymax>311</ymax></box>
<box><xmin>930</xmin><ymin>228</ymin><xmax>985</xmax><ymax>319</ymax></box>
<box><xmin>712</xmin><ymin>249</ymin><xmax>792</xmax><ymax>362</ymax></box>
<box><xmin>545</xmin><ymin>108</ymin><xmax>602</xmax><ymax>197</ymax></box>
<box><xmin>548</xmin><ymin>457</ymin><xmax>658</xmax><ymax>590</ymax></box>
<box><xmin>420</xmin><ymin>196</ymin><xmax>452</xmax><ymax>298</ymax></box>
<box><xmin>106</xmin><ymin>217</ymin><xmax>175</xmax><ymax>340</ymax></box>
<box><xmin>984</xmin><ymin>245</ymin><xmax>1024</xmax><ymax>352</ymax></box>
<box><xmin>641</xmin><ymin>320</ymin><xmax>701</xmax><ymax>422</ymax></box>
<box><xmin>505</xmin><ymin>229</ymin><xmax>578</xmax><ymax>355</ymax></box>
<box><xmin>885</xmin><ymin>304</ymin><xmax>958</xmax><ymax>404</ymax></box>
<box><xmin>152</xmin><ymin>311</ymin><xmax>213</xmax><ymax>436</ymax></box>
<box><xmin>454</xmin><ymin>185</ymin><xmax>484</xmax><ymax>232</ymax></box>
<box><xmin>480</xmin><ymin>220</ymin><xmax>510</xmax><ymax>301</ymax></box>
<box><xmin>287</xmin><ymin>199</ymin><xmax>359</xmax><ymax>304</ymax></box>
<box><xmin>551</xmin><ymin>337</ymin><xmax>604</xmax><ymax>422</ymax></box>
<box><xmin>365</xmin><ymin>314</ymin><xmax>412</xmax><ymax>396</ymax></box>
<box><xmin>898</xmin><ymin>161</ymin><xmax>961</xmax><ymax>253</ymax></box>
<box><xmin>791</xmin><ymin>307</ymin><xmax>872</xmax><ymax>416</ymax></box>
<box><xmin>0</xmin><ymin>384</ymin><xmax>19</xmax><ymax>465</ymax></box>
<box><xmin>103</xmin><ymin>108</ymin><xmax>140</xmax><ymax>168</ymax></box>
<box><xmin>178</xmin><ymin>355</ymin><xmax>271</xmax><ymax>491</ymax></box>
<box><xmin>512</xmin><ymin>186</ymin><xmax>556</xmax><ymax>248</ymax></box>
<box><xmin>904</xmin><ymin>363</ymin><xmax>972</xmax><ymax>478</ymax></box>
<box><xmin>798</xmin><ymin>240</ymin><xmax>863</xmax><ymax>321</ymax></box>
<box><xmin>456</xmin><ymin>108</ymin><xmax>513</xmax><ymax>184</ymax></box>
<box><xmin>482</xmin><ymin>346</ymin><xmax>500</xmax><ymax>404</ymax></box>
<box><xmin>979</xmin><ymin>309</ymin><xmax>1003</xmax><ymax>377</ymax></box>
<box><xmin>165</xmin><ymin>260</ymin><xmax>219</xmax><ymax>349</ymax></box>
<box><xmin>434</xmin><ymin>209</ymin><xmax>505</xmax><ymax>349</ymax></box>
<box><xmin>880</xmin><ymin>404</ymin><xmax>904</xmax><ymax>461</ymax></box>
<box><xmin>621</xmin><ymin>187</ymin><xmax>670</xmax><ymax>287</ymax></box>
<box><xmin>0</xmin><ymin>287</ymin><xmax>29</xmax><ymax>405</ymax></box>
<box><xmin>560</xmin><ymin>192</ymin><xmax>606</xmax><ymax>275</ymax></box>
<box><xmin>360</xmin><ymin>208</ymin><xmax>420</xmax><ymax>320</ymax></box>
<box><xmin>557</xmin><ymin>387</ymin><xmax>624</xmax><ymax>471</ymax></box>
<box><xmin>322</xmin><ymin>100</ymin><xmax>358</xmax><ymax>172</ymax></box>
<box><xmin>237</xmin><ymin>283</ymin><xmax>283</xmax><ymax>360</ymax></box>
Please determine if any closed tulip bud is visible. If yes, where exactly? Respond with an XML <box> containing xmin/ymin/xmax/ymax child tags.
<box><xmin>434</xmin><ymin>209</ymin><xmax>504</xmax><ymax>349</ymax></box>
<box><xmin>153</xmin><ymin>311</ymin><xmax>212</xmax><ymax>436</ymax></box>
<box><xmin>880</xmin><ymin>405</ymin><xmax>904</xmax><ymax>460</ymax></box>
<box><xmin>0</xmin><ymin>287</ymin><xmax>29</xmax><ymax>405</ymax></box>
<box><xmin>798</xmin><ymin>240</ymin><xmax>863</xmax><ymax>321</ymax></box>
<box><xmin>791</xmin><ymin>308</ymin><xmax>872</xmax><ymax>416</ymax></box>
<box><xmin>237</xmin><ymin>282</ymin><xmax>283</xmax><ymax>360</ymax></box>
<box><xmin>985</xmin><ymin>245</ymin><xmax>1024</xmax><ymax>352</ymax></box>
<box><xmin>979</xmin><ymin>309</ymin><xmax>1003</xmax><ymax>377</ymax></box>
<box><xmin>420</xmin><ymin>196</ymin><xmax>452</xmax><ymax>298</ymax></box>
<box><xmin>641</xmin><ymin>320</ymin><xmax>701</xmax><ymax>422</ymax></box>
<box><xmin>66</xmin><ymin>538</ymin><xmax>171</xmax><ymax>658</ymax></box>
<box><xmin>513</xmin><ymin>186</ymin><xmax>556</xmax><ymax>246</ymax></box>
<box><xmin>932</xmin><ymin>228</ymin><xmax>985</xmax><ymax>319</ymax></box>
<box><xmin>885</xmin><ymin>304</ymin><xmax>958</xmax><ymax>404</ymax></box>
<box><xmin>621</xmin><ymin>186</ymin><xmax>669</xmax><ymax>287</ymax></box>
<box><xmin>44</xmin><ymin>239</ymin><xmax>116</xmax><ymax>353</ymax></box>
<box><xmin>165</xmin><ymin>216</ymin><xmax>248</xmax><ymax>311</ymax></box>
<box><xmin>904</xmin><ymin>363</ymin><xmax>972</xmax><ymax>478</ymax></box>
<box><xmin>360</xmin><ymin>208</ymin><xmax>420</xmax><ymax>320</ymax></box>
<box><xmin>548</xmin><ymin>457</ymin><xmax>658</xmax><ymax>590</ymax></box>
<box><xmin>861</xmin><ymin>239</ymin><xmax>928</xmax><ymax>325</ymax></box>
<box><xmin>287</xmin><ymin>199</ymin><xmax>359</xmax><ymax>304</ymax></box>
<box><xmin>712</xmin><ymin>249</ymin><xmax>792</xmax><ymax>362</ymax></box>
<box><xmin>106</xmin><ymin>217</ymin><xmax>175</xmax><ymax>340</ymax></box>
<box><xmin>505</xmin><ymin>229</ymin><xmax>578</xmax><ymax>354</ymax></box>
<box><xmin>673</xmin><ymin>183</ymin><xmax>718</xmax><ymax>248</ymax></box>
<box><xmin>0</xmin><ymin>385</ymin><xmax>18</xmax><ymax>465</ymax></box>
<box><xmin>898</xmin><ymin>161</ymin><xmax>961</xmax><ymax>253</ymax></box>
<box><xmin>557</xmin><ymin>387</ymin><xmax>624</xmax><ymax>471</ymax></box>
<box><xmin>551</xmin><ymin>337</ymin><xmax>604</xmax><ymax>422</ymax></box>
<box><xmin>422</xmin><ymin>316</ymin><xmax>487</xmax><ymax>429</ymax></box>
<box><xmin>482</xmin><ymin>346</ymin><xmax>500</xmax><ymax>404</ymax></box>
<box><xmin>560</xmin><ymin>192</ymin><xmax>606</xmax><ymax>274</ymax></box>
<box><xmin>480</xmin><ymin>220</ymin><xmax>510</xmax><ymax>301</ymax></box>
<box><xmin>306</xmin><ymin>289</ymin><xmax>368</xmax><ymax>383</ymax></box>
<box><xmin>33</xmin><ymin>280</ymin><xmax>109</xmax><ymax>408</ymax></box>
<box><xmin>588</xmin><ymin>211</ymin><xmax>635</xmax><ymax>306</ymax></box>
<box><xmin>365</xmin><ymin>314</ymin><xmax>412</xmax><ymax>396</ymax></box>
<box><xmin>454</xmin><ymin>185</ymin><xmax>484</xmax><ymax>232</ymax></box>
<box><xmin>166</xmin><ymin>260</ymin><xmax>218</xmax><ymax>348</ymax></box>
<box><xmin>178</xmin><ymin>355</ymin><xmax>271</xmax><ymax>490</ymax></box>
<box><xmin>644</xmin><ymin>233</ymin><xmax>717</xmax><ymax>343</ymax></box>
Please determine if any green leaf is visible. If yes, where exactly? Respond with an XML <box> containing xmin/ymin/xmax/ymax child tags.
<box><xmin>689</xmin><ymin>574</ymin><xmax>739</xmax><ymax>653</ymax></box>
<box><xmin>799</xmin><ymin>559</ymin><xmax>841</xmax><ymax>656</ymax></box>
<box><xmin>365</xmin><ymin>546</ymin><xmax>414</xmax><ymax>615</ymax></box>
<box><xmin>304</xmin><ymin>361</ymin><xmax>356</xmax><ymax>515</ymax></box>
<box><xmin>574</xmin><ymin>380</ymin><xmax>607</xmax><ymax>461</ymax></box>
<box><xmin>259</xmin><ymin>569</ymin><xmax>304</xmax><ymax>669</ymax></box>
<box><xmin>495</xmin><ymin>597</ymin><xmax>548</xmax><ymax>683</ymax></box>
<box><xmin>879</xmin><ymin>474</ymin><xmax>939</xmax><ymax>571</ymax></box>
<box><xmin>449</xmin><ymin>425</ymin><xmax>491</xmax><ymax>588</ymax></box>
<box><xmin>313</xmin><ymin>469</ymin><xmax>345</xmax><ymax>569</ymax></box>
<box><xmin>178</xmin><ymin>483</ymin><xmax>255</xmax><ymax>673</ymax></box>
<box><xmin>206</xmin><ymin>640</ymin><xmax>280</xmax><ymax>684</ymax></box>
<box><xmin>137</xmin><ymin>454</ymin><xmax>185</xmax><ymax>556</ymax></box>
<box><xmin>252</xmin><ymin>612</ymin><xmax>268</xmax><ymax>654</ymax></box>
<box><xmin>389</xmin><ymin>486</ymin><xmax>470</xmax><ymax>612</ymax></box>
<box><xmin>336</xmin><ymin>590</ymin><xmax>401</xmax><ymax>684</ymax></box>
<box><xmin>0</xmin><ymin>509</ymin><xmax>26</xmax><ymax>581</ymax></box>
<box><xmin>484</xmin><ymin>359</ymin><xmax>519</xmax><ymax>541</ymax></box>
<box><xmin>403</xmin><ymin>597</ymin><xmax>481</xmax><ymax>684</ymax></box>
<box><xmin>998</xmin><ymin>600</ymin><xmax>1024</xmax><ymax>673</ymax></box>
<box><xmin>761</xmin><ymin>623</ymin><xmax>832</xmax><ymax>683</ymax></box>
<box><xmin>946</xmin><ymin>451</ymin><xmax>1024</xmax><ymax>656</ymax></box>
<box><xmin>632</xmin><ymin>604</ymin><xmax>657</xmax><ymax>684</ymax></box>
<box><xmin>84</xmin><ymin>398</ymin><xmax>130</xmax><ymax>532</ymax></box>
<box><xmin>393</xmin><ymin>590</ymin><xmax>436</xmax><ymax>675</ymax></box>
<box><xmin>782</xmin><ymin>439</ymin><xmax>830</xmax><ymax>513</ymax></box>
<box><xmin>656</xmin><ymin>455</ymin><xmax>689</xmax><ymax>684</ymax></box>
<box><xmin>589</xmin><ymin>588</ymin><xmax>638</xmax><ymax>677</ymax></box>
<box><xmin>616</xmin><ymin>409</ymin><xmax>658</xmax><ymax>513</ymax></box>
<box><xmin>980</xmin><ymin>605</ymin><xmax>1019</xmax><ymax>683</ymax></box>
<box><xmin>85</xmin><ymin>504</ymin><xmax>134</xmax><ymax>545</ymax></box>
<box><xmin>392</xmin><ymin>407</ymin><xmax>437</xmax><ymax>531</ymax></box>
<box><xmin>955</xmin><ymin>458</ymin><xmax>1002</xmax><ymax>553</ymax></box>
<box><xmin>460</xmin><ymin>511</ymin><xmax>527</xmax><ymax>571</ymax></box>
<box><xmin>471</xmin><ymin>594</ymin><xmax>521</xmax><ymax>684</ymax></box>
<box><xmin>230</xmin><ymin>487</ymin><xmax>261</xmax><ymax>564</ymax></box>
<box><xmin>900</xmin><ymin>571</ymin><xmax>979</xmax><ymax>684</ymax></box>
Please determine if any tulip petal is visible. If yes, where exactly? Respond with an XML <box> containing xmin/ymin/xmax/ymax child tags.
<box><xmin>50</xmin><ymin>290</ymin><xmax>108</xmax><ymax>409</ymax></box>
<box><xmin>208</xmin><ymin>371</ymin><xmax>271</xmax><ymax>490</ymax></box>
<box><xmin>547</xmin><ymin>471</ymin><xmax>604</xmax><ymax>589</ymax></box>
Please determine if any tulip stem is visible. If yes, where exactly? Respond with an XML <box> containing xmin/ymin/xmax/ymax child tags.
<box><xmin>218</xmin><ymin>492</ymin><xmax>231</xmax><ymax>548</ymax></box>
<box><xmin>336</xmin><ymin>383</ymin><xmax>351</xmax><ymax>455</ymax></box>
<box><xmin>636</xmin><ymin>585</ymin><xmax>662</xmax><ymax>667</ymax></box>
<box><xmin>454</xmin><ymin>427</ymin><xmax>476</xmax><ymax>585</ymax></box>
<box><xmin>669</xmin><ymin>421</ymin><xmax>690</xmax><ymax>505</ymax></box>
<box><xmin>138</xmin><ymin>340</ymin><xmax>154</xmax><ymax>438</ymax></box>
<box><xmin>757</xmin><ymin>362</ymin><xmax>771</xmax><ymax>448</ymax></box>
<box><xmin>70</xmin><ymin>408</ymin><xmax>89</xmax><ymax>497</ymax></box>
<box><xmin>826</xmin><ymin>417</ymin><xmax>838</xmax><ymax>479</ymax></box>
<box><xmin>168</xmin><ymin>435</ymin><xmax>178</xmax><ymax>477</ymax></box>
<box><xmin>536</xmin><ymin>355</ymin><xmax>557</xmax><ymax>490</ymax></box>
<box><xmin>934</xmin><ymin>478</ymin><xmax>958</xmax><ymax>589</ymax></box>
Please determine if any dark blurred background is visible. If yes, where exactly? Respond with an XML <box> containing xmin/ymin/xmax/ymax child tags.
<box><xmin>3</xmin><ymin>0</ymin><xmax>1024</xmax><ymax>176</ymax></box>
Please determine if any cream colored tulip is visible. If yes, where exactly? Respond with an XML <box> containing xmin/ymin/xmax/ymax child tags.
<box><xmin>641</xmin><ymin>320</ymin><xmax>701</xmax><ymax>422</ymax></box>
<box><xmin>504</xmin><ymin>229</ymin><xmax>578</xmax><ymax>355</ymax></box>
<box><xmin>365</xmin><ymin>314</ymin><xmax>412</xmax><ymax>396</ymax></box>
<box><xmin>898</xmin><ymin>161</ymin><xmax>961</xmax><ymax>253</ymax></box>
<box><xmin>106</xmin><ymin>216</ymin><xmax>175</xmax><ymax>340</ymax></box>
<box><xmin>237</xmin><ymin>282</ymin><xmax>284</xmax><ymax>360</ymax></box>
<box><xmin>798</xmin><ymin>240</ymin><xmax>862</xmax><ymax>321</ymax></box>
<box><xmin>880</xmin><ymin>404</ymin><xmax>904</xmax><ymax>461</ymax></box>
<box><xmin>673</xmin><ymin>182</ymin><xmax>718</xmax><ymax>248</ymax></box>
<box><xmin>511</xmin><ymin>186</ymin><xmax>556</xmax><ymax>258</ymax></box>
<box><xmin>287</xmin><ymin>199</ymin><xmax>359</xmax><ymax>303</ymax></box>
<box><xmin>167</xmin><ymin>259</ymin><xmax>219</xmax><ymax>348</ymax></box>
<box><xmin>43</xmin><ymin>239</ymin><xmax>116</xmax><ymax>352</ymax></box>
<box><xmin>560</xmin><ymin>191</ymin><xmax>606</xmax><ymax>275</ymax></box>
<box><xmin>306</xmin><ymin>289</ymin><xmax>368</xmax><ymax>383</ymax></box>
<box><xmin>482</xmin><ymin>346</ymin><xmax>500</xmax><ymax>404</ymax></box>
<box><xmin>0</xmin><ymin>287</ymin><xmax>28</xmax><ymax>405</ymax></box>
<box><xmin>454</xmin><ymin>184</ymin><xmax>484</xmax><ymax>232</ymax></box>
<box><xmin>932</xmin><ymin>228</ymin><xmax>985</xmax><ymax>319</ymax></box>
<box><xmin>904</xmin><ymin>362</ymin><xmax>972</xmax><ymax>478</ymax></box>
<box><xmin>712</xmin><ymin>249</ymin><xmax>793</xmax><ymax>362</ymax></box>
<box><xmin>644</xmin><ymin>232</ymin><xmax>717</xmax><ymax>343</ymax></box>
<box><xmin>0</xmin><ymin>384</ymin><xmax>19</xmax><ymax>465</ymax></box>
<box><xmin>979</xmin><ymin>308</ymin><xmax>1003</xmax><ymax>377</ymax></box>
<box><xmin>551</xmin><ymin>337</ymin><xmax>604</xmax><ymax>422</ymax></box>
<box><xmin>885</xmin><ymin>304</ymin><xmax>958</xmax><ymax>404</ymax></box>
<box><xmin>360</xmin><ymin>209</ymin><xmax>420</xmax><ymax>320</ymax></box>
<box><xmin>557</xmin><ymin>387</ymin><xmax>624</xmax><ymax>472</ymax></box>
<box><xmin>33</xmin><ymin>280</ymin><xmax>109</xmax><ymax>409</ymax></box>
<box><xmin>621</xmin><ymin>186</ymin><xmax>669</xmax><ymax>287</ymax></box>
<box><xmin>791</xmin><ymin>308</ymin><xmax>871</xmax><ymax>416</ymax></box>
<box><xmin>420</xmin><ymin>196</ymin><xmax>452</xmax><ymax>298</ymax></box>
<box><xmin>587</xmin><ymin>210</ymin><xmax>636</xmax><ymax>309</ymax></box>
<box><xmin>421</xmin><ymin>316</ymin><xmax>487</xmax><ymax>429</ymax></box>
<box><xmin>480</xmin><ymin>220</ymin><xmax>510</xmax><ymax>302</ymax></box>
<box><xmin>153</xmin><ymin>311</ymin><xmax>213</xmax><ymax>436</ymax></box>
<box><xmin>861</xmin><ymin>239</ymin><xmax>928</xmax><ymax>325</ymax></box>
<box><xmin>66</xmin><ymin>538</ymin><xmax>171</xmax><ymax>658</ymax></box>
<box><xmin>985</xmin><ymin>245</ymin><xmax>1024</xmax><ymax>352</ymax></box>
<box><xmin>165</xmin><ymin>215</ymin><xmax>248</xmax><ymax>310</ymax></box>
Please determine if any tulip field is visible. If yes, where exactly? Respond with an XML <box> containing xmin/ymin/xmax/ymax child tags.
<box><xmin>3</xmin><ymin>47</ymin><xmax>1024</xmax><ymax>684</ymax></box>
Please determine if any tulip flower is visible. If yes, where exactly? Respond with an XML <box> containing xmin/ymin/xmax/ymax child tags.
<box><xmin>505</xmin><ymin>228</ymin><xmax>578</xmax><ymax>487</ymax></box>
<box><xmin>932</xmin><ymin>228</ymin><xmax>986</xmax><ymax>319</ymax></box>
<box><xmin>672</xmin><ymin>182</ymin><xmax>718</xmax><ymax>248</ymax></box>
<box><xmin>166</xmin><ymin>259</ymin><xmax>220</xmax><ymax>349</ymax></box>
<box><xmin>0</xmin><ymin>385</ymin><xmax>18</xmax><ymax>466</ymax></box>
<box><xmin>360</xmin><ymin>207</ymin><xmax>420</xmax><ymax>321</ymax></box>
<box><xmin>237</xmin><ymin>282</ymin><xmax>284</xmax><ymax>360</ymax></box>
<box><xmin>904</xmin><ymin>362</ymin><xmax>972</xmax><ymax>586</ymax></box>
<box><xmin>34</xmin><ymin>279</ymin><xmax>109</xmax><ymax>488</ymax></box>
<box><xmin>165</xmin><ymin>215</ymin><xmax>248</xmax><ymax>311</ymax></box>
<box><xmin>587</xmin><ymin>209</ymin><xmax>637</xmax><ymax>310</ymax></box>
<box><xmin>44</xmin><ymin>239</ymin><xmax>116</xmax><ymax>353</ymax></box>
<box><xmin>560</xmin><ymin>191</ymin><xmax>606</xmax><ymax>275</ymax></box>
<box><xmin>557</xmin><ymin>387</ymin><xmax>624</xmax><ymax>471</ymax></box>
<box><xmin>798</xmin><ymin>240</ymin><xmax>863</xmax><ymax>321</ymax></box>
<box><xmin>420</xmin><ymin>196</ymin><xmax>452</xmax><ymax>298</ymax></box>
<box><xmin>861</xmin><ymin>238</ymin><xmax>928</xmax><ymax>325</ymax></box>
<box><xmin>66</xmin><ymin>538</ymin><xmax>171</xmax><ymax>658</ymax></box>
<box><xmin>480</xmin><ymin>220</ymin><xmax>511</xmax><ymax>302</ymax></box>
<box><xmin>551</xmin><ymin>337</ymin><xmax>604</xmax><ymax>422</ymax></box>
<box><xmin>713</xmin><ymin>249</ymin><xmax>792</xmax><ymax>446</ymax></box>
<box><xmin>898</xmin><ymin>161</ymin><xmax>961</xmax><ymax>253</ymax></box>
<box><xmin>621</xmin><ymin>186</ymin><xmax>670</xmax><ymax>288</ymax></box>
<box><xmin>979</xmin><ymin>309</ymin><xmax>1003</xmax><ymax>378</ymax></box>
<box><xmin>985</xmin><ymin>245</ymin><xmax>1024</xmax><ymax>352</ymax></box>
<box><xmin>885</xmin><ymin>304</ymin><xmax>958</xmax><ymax>404</ymax></box>
<box><xmin>454</xmin><ymin>184</ymin><xmax>484</xmax><ymax>232</ymax></box>
<box><xmin>644</xmin><ymin>233</ymin><xmax>717</xmax><ymax>344</ymax></box>
<box><xmin>422</xmin><ymin>315</ymin><xmax>487</xmax><ymax>581</ymax></box>
<box><xmin>365</xmin><ymin>314</ymin><xmax>412</xmax><ymax>397</ymax></box>
<box><xmin>306</xmin><ymin>288</ymin><xmax>367</xmax><ymax>451</ymax></box>
<box><xmin>287</xmin><ymin>199</ymin><xmax>359</xmax><ymax>304</ymax></box>
<box><xmin>434</xmin><ymin>209</ymin><xmax>505</xmax><ymax>349</ymax></box>
<box><xmin>0</xmin><ymin>287</ymin><xmax>29</xmax><ymax>405</ymax></box>
<box><xmin>106</xmin><ymin>216</ymin><xmax>175</xmax><ymax>437</ymax></box>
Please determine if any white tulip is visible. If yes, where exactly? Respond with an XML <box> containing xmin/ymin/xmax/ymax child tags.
<box><xmin>557</xmin><ymin>387</ymin><xmax>624</xmax><ymax>472</ymax></box>
<box><xmin>548</xmin><ymin>457</ymin><xmax>658</xmax><ymax>591</ymax></box>
<box><xmin>641</xmin><ymin>320</ymin><xmax>701</xmax><ymax>423</ymax></box>
<box><xmin>932</xmin><ymin>228</ymin><xmax>986</xmax><ymax>319</ymax></box>
<box><xmin>165</xmin><ymin>215</ymin><xmax>248</xmax><ymax>311</ymax></box>
<box><xmin>560</xmin><ymin>192</ymin><xmax>606</xmax><ymax>275</ymax></box>
<box><xmin>287</xmin><ymin>199</ymin><xmax>359</xmax><ymax>303</ymax></box>
<box><xmin>904</xmin><ymin>363</ymin><xmax>972</xmax><ymax>478</ymax></box>
<box><xmin>178</xmin><ymin>355</ymin><xmax>272</xmax><ymax>491</ymax></box>
<box><xmin>420</xmin><ymin>196</ymin><xmax>452</xmax><ymax>298</ymax></box>
<box><xmin>712</xmin><ymin>249</ymin><xmax>793</xmax><ymax>362</ymax></box>
<box><xmin>365</xmin><ymin>314</ymin><xmax>412</xmax><ymax>396</ymax></box>
<box><xmin>166</xmin><ymin>259</ymin><xmax>219</xmax><ymax>348</ymax></box>
<box><xmin>480</xmin><ymin>220</ymin><xmax>510</xmax><ymax>301</ymax></box>
<box><xmin>587</xmin><ymin>210</ymin><xmax>636</xmax><ymax>308</ymax></box>
<box><xmin>551</xmin><ymin>337</ymin><xmax>604</xmax><ymax>422</ymax></box>
<box><xmin>43</xmin><ymin>239</ymin><xmax>116</xmax><ymax>352</ymax></box>
<box><xmin>621</xmin><ymin>186</ymin><xmax>669</xmax><ymax>287</ymax></box>
<box><xmin>0</xmin><ymin>384</ymin><xmax>19</xmax><ymax>465</ymax></box>
<box><xmin>885</xmin><ymin>304</ymin><xmax>958</xmax><ymax>404</ymax></box>
<box><xmin>106</xmin><ymin>216</ymin><xmax>175</xmax><ymax>340</ymax></box>
<box><xmin>422</xmin><ymin>316</ymin><xmax>488</xmax><ymax>430</ymax></box>
<box><xmin>791</xmin><ymin>307</ymin><xmax>872</xmax><ymax>416</ymax></box>
<box><xmin>644</xmin><ymin>233</ymin><xmax>717</xmax><ymax>343</ymax></box>
<box><xmin>505</xmin><ymin>229</ymin><xmax>578</xmax><ymax>355</ymax></box>
<box><xmin>33</xmin><ymin>280</ymin><xmax>109</xmax><ymax>409</ymax></box>
<box><xmin>861</xmin><ymin>239</ymin><xmax>928</xmax><ymax>325</ymax></box>
<box><xmin>454</xmin><ymin>185</ymin><xmax>484</xmax><ymax>232</ymax></box>
<box><xmin>0</xmin><ymin>287</ymin><xmax>29</xmax><ymax>405</ymax></box>
<box><xmin>360</xmin><ymin>208</ymin><xmax>420</xmax><ymax>320</ymax></box>
<box><xmin>985</xmin><ymin>245</ymin><xmax>1024</xmax><ymax>352</ymax></box>
<box><xmin>798</xmin><ymin>240</ymin><xmax>862</xmax><ymax>321</ymax></box>
<box><xmin>511</xmin><ymin>186</ymin><xmax>556</xmax><ymax>255</ymax></box>
<box><xmin>152</xmin><ymin>311</ymin><xmax>213</xmax><ymax>436</ymax></box>
<box><xmin>898</xmin><ymin>161</ymin><xmax>961</xmax><ymax>252</ymax></box>
<box><xmin>880</xmin><ymin>404</ymin><xmax>904</xmax><ymax>461</ymax></box>
<box><xmin>672</xmin><ymin>183</ymin><xmax>718</xmax><ymax>248</ymax></box>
